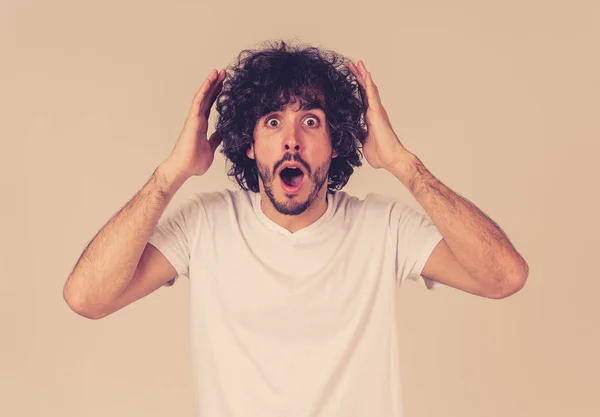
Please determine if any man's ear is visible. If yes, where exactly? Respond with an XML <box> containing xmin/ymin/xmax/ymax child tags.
<box><xmin>332</xmin><ymin>149</ymin><xmax>338</xmax><ymax>158</ymax></box>
<box><xmin>247</xmin><ymin>144</ymin><xmax>255</xmax><ymax>160</ymax></box>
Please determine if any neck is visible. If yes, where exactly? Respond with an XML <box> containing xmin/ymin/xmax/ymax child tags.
<box><xmin>258</xmin><ymin>187</ymin><xmax>329</xmax><ymax>233</ymax></box>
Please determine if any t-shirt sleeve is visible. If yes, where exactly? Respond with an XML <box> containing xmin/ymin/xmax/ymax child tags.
<box><xmin>389</xmin><ymin>200</ymin><xmax>445</xmax><ymax>290</ymax></box>
<box><xmin>148</xmin><ymin>194</ymin><xmax>203</xmax><ymax>287</ymax></box>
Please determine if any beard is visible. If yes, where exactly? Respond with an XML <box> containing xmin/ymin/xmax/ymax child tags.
<box><xmin>256</xmin><ymin>156</ymin><xmax>330</xmax><ymax>216</ymax></box>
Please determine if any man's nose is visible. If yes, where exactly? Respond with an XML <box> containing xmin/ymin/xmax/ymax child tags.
<box><xmin>282</xmin><ymin>124</ymin><xmax>301</xmax><ymax>152</ymax></box>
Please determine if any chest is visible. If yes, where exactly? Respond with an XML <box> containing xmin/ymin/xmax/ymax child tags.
<box><xmin>189</xmin><ymin>230</ymin><xmax>396</xmax><ymax>342</ymax></box>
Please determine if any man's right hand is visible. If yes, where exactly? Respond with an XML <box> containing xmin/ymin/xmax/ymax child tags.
<box><xmin>162</xmin><ymin>68</ymin><xmax>226</xmax><ymax>181</ymax></box>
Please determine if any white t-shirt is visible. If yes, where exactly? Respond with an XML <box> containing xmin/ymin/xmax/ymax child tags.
<box><xmin>148</xmin><ymin>189</ymin><xmax>444</xmax><ymax>417</ymax></box>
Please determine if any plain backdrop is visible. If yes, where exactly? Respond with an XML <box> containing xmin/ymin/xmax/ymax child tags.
<box><xmin>1</xmin><ymin>0</ymin><xmax>599</xmax><ymax>416</ymax></box>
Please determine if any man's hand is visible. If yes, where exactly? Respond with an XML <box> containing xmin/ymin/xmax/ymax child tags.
<box><xmin>162</xmin><ymin>68</ymin><xmax>226</xmax><ymax>181</ymax></box>
<box><xmin>348</xmin><ymin>61</ymin><xmax>529</xmax><ymax>297</ymax></box>
<box><xmin>348</xmin><ymin>60</ymin><xmax>410</xmax><ymax>171</ymax></box>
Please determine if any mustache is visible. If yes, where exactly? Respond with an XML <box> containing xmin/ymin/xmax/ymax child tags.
<box><xmin>274</xmin><ymin>154</ymin><xmax>310</xmax><ymax>175</ymax></box>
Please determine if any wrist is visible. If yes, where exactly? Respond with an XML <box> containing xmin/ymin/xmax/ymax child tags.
<box><xmin>153</xmin><ymin>162</ymin><xmax>188</xmax><ymax>196</ymax></box>
<box><xmin>388</xmin><ymin>150</ymin><xmax>418</xmax><ymax>183</ymax></box>
<box><xmin>388</xmin><ymin>151</ymin><xmax>433</xmax><ymax>196</ymax></box>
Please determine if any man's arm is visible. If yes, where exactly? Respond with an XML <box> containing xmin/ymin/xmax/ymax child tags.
<box><xmin>63</xmin><ymin>67</ymin><xmax>226</xmax><ymax>319</ymax></box>
<box><xmin>389</xmin><ymin>150</ymin><xmax>529</xmax><ymax>299</ymax></box>
<box><xmin>63</xmin><ymin>163</ymin><xmax>186</xmax><ymax>319</ymax></box>
<box><xmin>347</xmin><ymin>59</ymin><xmax>528</xmax><ymax>299</ymax></box>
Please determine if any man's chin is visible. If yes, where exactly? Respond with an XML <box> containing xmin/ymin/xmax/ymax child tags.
<box><xmin>270</xmin><ymin>182</ymin><xmax>313</xmax><ymax>215</ymax></box>
<box><xmin>272</xmin><ymin>198</ymin><xmax>310</xmax><ymax>216</ymax></box>
<box><xmin>260</xmin><ymin>172</ymin><xmax>326</xmax><ymax>215</ymax></box>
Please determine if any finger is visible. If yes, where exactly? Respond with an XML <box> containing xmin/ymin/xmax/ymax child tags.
<box><xmin>348</xmin><ymin>61</ymin><xmax>369</xmax><ymax>108</ymax></box>
<box><xmin>358</xmin><ymin>60</ymin><xmax>368</xmax><ymax>79</ymax></box>
<box><xmin>357</xmin><ymin>61</ymin><xmax>372</xmax><ymax>92</ymax></box>
<box><xmin>365</xmin><ymin>71</ymin><xmax>382</xmax><ymax>109</ymax></box>
<box><xmin>204</xmin><ymin>69</ymin><xmax>226</xmax><ymax>104</ymax></box>
<box><xmin>209</xmin><ymin>68</ymin><xmax>226</xmax><ymax>107</ymax></box>
<box><xmin>357</xmin><ymin>61</ymin><xmax>382</xmax><ymax>109</ymax></box>
<box><xmin>189</xmin><ymin>69</ymin><xmax>217</xmax><ymax>117</ymax></box>
<box><xmin>357</xmin><ymin>78</ymin><xmax>369</xmax><ymax>110</ymax></box>
<box><xmin>348</xmin><ymin>61</ymin><xmax>366</xmax><ymax>88</ymax></box>
<box><xmin>199</xmin><ymin>68</ymin><xmax>226</xmax><ymax>118</ymax></box>
<box><xmin>190</xmin><ymin>69</ymin><xmax>219</xmax><ymax>118</ymax></box>
<box><xmin>347</xmin><ymin>60</ymin><xmax>359</xmax><ymax>78</ymax></box>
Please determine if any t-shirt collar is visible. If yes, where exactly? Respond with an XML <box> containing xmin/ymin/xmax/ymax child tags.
<box><xmin>251</xmin><ymin>190</ymin><xmax>335</xmax><ymax>239</ymax></box>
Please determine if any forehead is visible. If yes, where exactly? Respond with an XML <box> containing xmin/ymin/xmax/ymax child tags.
<box><xmin>270</xmin><ymin>102</ymin><xmax>325</xmax><ymax>114</ymax></box>
<box><xmin>260</xmin><ymin>94</ymin><xmax>327</xmax><ymax>117</ymax></box>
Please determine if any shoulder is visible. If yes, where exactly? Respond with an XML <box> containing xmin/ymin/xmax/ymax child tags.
<box><xmin>333</xmin><ymin>192</ymin><xmax>411</xmax><ymax>230</ymax></box>
<box><xmin>336</xmin><ymin>191</ymin><xmax>403</xmax><ymax>215</ymax></box>
<box><xmin>338</xmin><ymin>192</ymin><xmax>431</xmax><ymax>230</ymax></box>
<box><xmin>188</xmin><ymin>188</ymin><xmax>254</xmax><ymax>214</ymax></box>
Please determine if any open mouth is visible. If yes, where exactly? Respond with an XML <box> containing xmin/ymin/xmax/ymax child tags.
<box><xmin>279</xmin><ymin>167</ymin><xmax>305</xmax><ymax>192</ymax></box>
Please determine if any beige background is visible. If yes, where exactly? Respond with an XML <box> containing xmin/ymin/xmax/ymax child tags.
<box><xmin>1</xmin><ymin>0</ymin><xmax>599</xmax><ymax>416</ymax></box>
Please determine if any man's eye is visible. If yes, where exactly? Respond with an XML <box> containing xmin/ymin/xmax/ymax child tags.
<box><xmin>265</xmin><ymin>118</ymin><xmax>279</xmax><ymax>127</ymax></box>
<box><xmin>304</xmin><ymin>117</ymin><xmax>319</xmax><ymax>127</ymax></box>
<box><xmin>264</xmin><ymin>116</ymin><xmax>320</xmax><ymax>128</ymax></box>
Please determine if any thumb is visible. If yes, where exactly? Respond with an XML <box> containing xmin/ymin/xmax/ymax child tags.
<box><xmin>208</xmin><ymin>131</ymin><xmax>223</xmax><ymax>154</ymax></box>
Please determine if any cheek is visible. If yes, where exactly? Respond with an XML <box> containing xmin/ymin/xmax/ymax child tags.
<box><xmin>317</xmin><ymin>140</ymin><xmax>336</xmax><ymax>158</ymax></box>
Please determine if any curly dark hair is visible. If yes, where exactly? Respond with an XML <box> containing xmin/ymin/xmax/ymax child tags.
<box><xmin>215</xmin><ymin>39</ymin><xmax>367</xmax><ymax>194</ymax></box>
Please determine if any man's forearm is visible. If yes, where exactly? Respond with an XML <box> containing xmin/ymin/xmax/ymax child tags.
<box><xmin>63</xmin><ymin>162</ymin><xmax>187</xmax><ymax>316</ymax></box>
<box><xmin>388</xmin><ymin>149</ymin><xmax>529</xmax><ymax>289</ymax></box>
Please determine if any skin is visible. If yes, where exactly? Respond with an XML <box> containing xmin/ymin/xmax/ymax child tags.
<box><xmin>243</xmin><ymin>58</ymin><xmax>527</xmax><ymax>299</ymax></box>
<box><xmin>346</xmin><ymin>59</ymin><xmax>528</xmax><ymax>296</ymax></box>
<box><xmin>246</xmin><ymin>98</ymin><xmax>338</xmax><ymax>233</ymax></box>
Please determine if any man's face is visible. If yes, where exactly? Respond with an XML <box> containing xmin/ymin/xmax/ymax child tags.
<box><xmin>247</xmin><ymin>98</ymin><xmax>338</xmax><ymax>216</ymax></box>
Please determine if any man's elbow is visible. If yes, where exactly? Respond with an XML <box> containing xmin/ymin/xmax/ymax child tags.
<box><xmin>63</xmin><ymin>285</ymin><xmax>108</xmax><ymax>320</ymax></box>
<box><xmin>492</xmin><ymin>263</ymin><xmax>529</xmax><ymax>299</ymax></box>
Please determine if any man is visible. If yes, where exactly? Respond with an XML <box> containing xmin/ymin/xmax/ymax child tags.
<box><xmin>63</xmin><ymin>41</ymin><xmax>528</xmax><ymax>416</ymax></box>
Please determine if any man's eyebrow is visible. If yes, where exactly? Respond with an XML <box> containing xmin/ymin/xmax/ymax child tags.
<box><xmin>300</xmin><ymin>102</ymin><xmax>325</xmax><ymax>111</ymax></box>
<box><xmin>261</xmin><ymin>105</ymin><xmax>325</xmax><ymax>119</ymax></box>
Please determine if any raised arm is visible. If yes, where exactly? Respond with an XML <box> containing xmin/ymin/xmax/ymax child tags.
<box><xmin>63</xmin><ymin>67</ymin><xmax>226</xmax><ymax>319</ymax></box>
